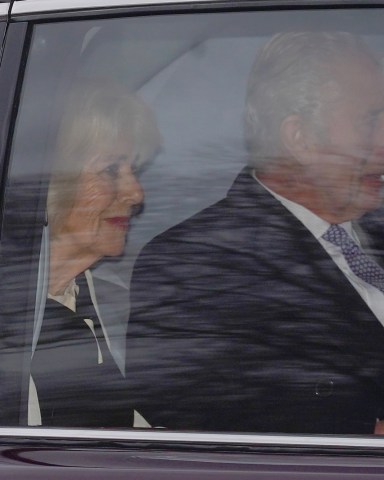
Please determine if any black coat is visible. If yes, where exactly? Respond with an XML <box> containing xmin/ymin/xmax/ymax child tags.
<box><xmin>32</xmin><ymin>275</ymin><xmax>133</xmax><ymax>428</ymax></box>
<box><xmin>126</xmin><ymin>168</ymin><xmax>384</xmax><ymax>434</ymax></box>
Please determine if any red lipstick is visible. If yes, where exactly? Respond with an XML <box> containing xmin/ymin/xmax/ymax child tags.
<box><xmin>105</xmin><ymin>216</ymin><xmax>130</xmax><ymax>230</ymax></box>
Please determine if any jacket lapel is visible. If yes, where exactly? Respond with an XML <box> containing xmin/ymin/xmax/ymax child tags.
<box><xmin>226</xmin><ymin>169</ymin><xmax>384</xmax><ymax>382</ymax></box>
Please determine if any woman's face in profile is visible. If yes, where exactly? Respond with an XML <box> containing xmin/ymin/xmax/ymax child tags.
<box><xmin>60</xmin><ymin>137</ymin><xmax>144</xmax><ymax>261</ymax></box>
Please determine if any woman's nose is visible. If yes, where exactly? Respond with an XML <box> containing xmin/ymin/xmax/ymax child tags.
<box><xmin>118</xmin><ymin>167</ymin><xmax>144</xmax><ymax>205</ymax></box>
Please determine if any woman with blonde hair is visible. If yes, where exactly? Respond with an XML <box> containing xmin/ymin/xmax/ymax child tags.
<box><xmin>30</xmin><ymin>79</ymin><xmax>161</xmax><ymax>427</ymax></box>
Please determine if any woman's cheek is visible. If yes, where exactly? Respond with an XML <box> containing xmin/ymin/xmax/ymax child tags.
<box><xmin>80</xmin><ymin>177</ymin><xmax>114</xmax><ymax>214</ymax></box>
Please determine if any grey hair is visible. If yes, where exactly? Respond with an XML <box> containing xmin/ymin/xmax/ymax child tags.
<box><xmin>47</xmin><ymin>79</ymin><xmax>161</xmax><ymax>236</ymax></box>
<box><xmin>244</xmin><ymin>31</ymin><xmax>380</xmax><ymax>170</ymax></box>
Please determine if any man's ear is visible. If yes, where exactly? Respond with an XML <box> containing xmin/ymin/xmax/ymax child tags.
<box><xmin>280</xmin><ymin>114</ymin><xmax>308</xmax><ymax>160</ymax></box>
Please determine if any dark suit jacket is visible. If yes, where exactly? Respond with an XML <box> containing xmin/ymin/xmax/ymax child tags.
<box><xmin>126</xmin><ymin>168</ymin><xmax>384</xmax><ymax>434</ymax></box>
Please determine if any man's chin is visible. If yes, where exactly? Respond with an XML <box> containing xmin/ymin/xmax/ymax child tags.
<box><xmin>355</xmin><ymin>192</ymin><xmax>384</xmax><ymax>217</ymax></box>
<box><xmin>326</xmin><ymin>194</ymin><xmax>382</xmax><ymax>222</ymax></box>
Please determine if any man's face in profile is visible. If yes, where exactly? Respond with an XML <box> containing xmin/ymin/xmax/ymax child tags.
<box><xmin>301</xmin><ymin>54</ymin><xmax>384</xmax><ymax>223</ymax></box>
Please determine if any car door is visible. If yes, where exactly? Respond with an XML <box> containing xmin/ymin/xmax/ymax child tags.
<box><xmin>1</xmin><ymin>1</ymin><xmax>384</xmax><ymax>478</ymax></box>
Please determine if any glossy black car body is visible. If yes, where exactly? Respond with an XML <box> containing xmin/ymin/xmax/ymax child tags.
<box><xmin>2</xmin><ymin>0</ymin><xmax>384</xmax><ymax>478</ymax></box>
<box><xmin>2</xmin><ymin>430</ymin><xmax>384</xmax><ymax>479</ymax></box>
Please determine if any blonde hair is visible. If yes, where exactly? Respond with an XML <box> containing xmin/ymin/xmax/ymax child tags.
<box><xmin>47</xmin><ymin>79</ymin><xmax>161</xmax><ymax>236</ymax></box>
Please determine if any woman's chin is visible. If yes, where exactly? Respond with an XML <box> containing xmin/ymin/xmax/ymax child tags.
<box><xmin>106</xmin><ymin>247</ymin><xmax>125</xmax><ymax>258</ymax></box>
<box><xmin>101</xmin><ymin>241</ymin><xmax>126</xmax><ymax>258</ymax></box>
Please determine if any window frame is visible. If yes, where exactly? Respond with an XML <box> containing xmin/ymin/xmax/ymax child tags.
<box><xmin>1</xmin><ymin>0</ymin><xmax>384</xmax><ymax>457</ymax></box>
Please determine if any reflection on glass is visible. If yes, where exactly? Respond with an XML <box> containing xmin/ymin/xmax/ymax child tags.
<box><xmin>126</xmin><ymin>32</ymin><xmax>384</xmax><ymax>435</ymax></box>
<box><xmin>30</xmin><ymin>80</ymin><xmax>161</xmax><ymax>427</ymax></box>
<box><xmin>3</xmin><ymin>10</ymin><xmax>384</xmax><ymax>435</ymax></box>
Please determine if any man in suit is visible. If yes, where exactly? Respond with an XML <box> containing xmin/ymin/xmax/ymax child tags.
<box><xmin>126</xmin><ymin>32</ymin><xmax>384</xmax><ymax>434</ymax></box>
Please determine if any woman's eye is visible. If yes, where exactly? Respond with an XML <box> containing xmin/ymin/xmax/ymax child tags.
<box><xmin>102</xmin><ymin>162</ymin><xmax>120</xmax><ymax>179</ymax></box>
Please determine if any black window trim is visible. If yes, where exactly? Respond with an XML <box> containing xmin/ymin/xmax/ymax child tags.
<box><xmin>0</xmin><ymin>20</ymin><xmax>30</xmax><ymax>241</ymax></box>
<box><xmin>8</xmin><ymin>0</ymin><xmax>384</xmax><ymax>23</ymax></box>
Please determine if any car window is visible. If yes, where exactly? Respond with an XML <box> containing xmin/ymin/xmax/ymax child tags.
<box><xmin>2</xmin><ymin>6</ymin><xmax>384</xmax><ymax>435</ymax></box>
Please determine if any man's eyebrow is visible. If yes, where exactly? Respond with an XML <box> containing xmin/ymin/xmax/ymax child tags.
<box><xmin>364</xmin><ymin>108</ymin><xmax>384</xmax><ymax>120</ymax></box>
<box><xmin>104</xmin><ymin>154</ymin><xmax>129</xmax><ymax>163</ymax></box>
<box><xmin>372</xmin><ymin>107</ymin><xmax>384</xmax><ymax>116</ymax></box>
<box><xmin>116</xmin><ymin>154</ymin><xmax>129</xmax><ymax>162</ymax></box>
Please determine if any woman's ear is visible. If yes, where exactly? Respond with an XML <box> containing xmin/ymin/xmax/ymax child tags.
<box><xmin>280</xmin><ymin>114</ymin><xmax>308</xmax><ymax>161</ymax></box>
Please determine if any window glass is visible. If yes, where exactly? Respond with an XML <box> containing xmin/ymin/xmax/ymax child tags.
<box><xmin>3</xmin><ymin>8</ymin><xmax>384</xmax><ymax>434</ymax></box>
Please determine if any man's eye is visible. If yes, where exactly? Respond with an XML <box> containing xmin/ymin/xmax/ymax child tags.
<box><xmin>102</xmin><ymin>163</ymin><xmax>120</xmax><ymax>179</ymax></box>
<box><xmin>131</xmin><ymin>156</ymin><xmax>145</xmax><ymax>177</ymax></box>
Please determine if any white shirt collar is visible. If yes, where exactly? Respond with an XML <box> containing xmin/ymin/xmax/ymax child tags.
<box><xmin>251</xmin><ymin>169</ymin><xmax>354</xmax><ymax>240</ymax></box>
<box><xmin>47</xmin><ymin>278</ymin><xmax>79</xmax><ymax>312</ymax></box>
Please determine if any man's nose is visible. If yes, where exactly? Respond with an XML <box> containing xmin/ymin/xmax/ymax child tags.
<box><xmin>373</xmin><ymin>113</ymin><xmax>384</xmax><ymax>142</ymax></box>
<box><xmin>117</xmin><ymin>167</ymin><xmax>144</xmax><ymax>205</ymax></box>
<box><xmin>372</xmin><ymin>146</ymin><xmax>384</xmax><ymax>164</ymax></box>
